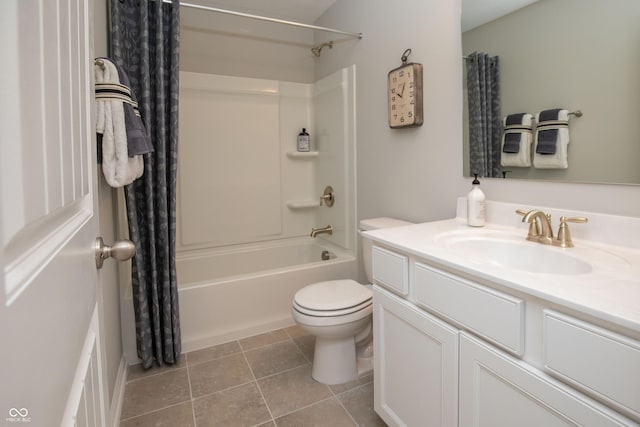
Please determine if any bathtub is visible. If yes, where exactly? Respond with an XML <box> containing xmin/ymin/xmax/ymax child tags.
<box><xmin>177</xmin><ymin>238</ymin><xmax>357</xmax><ymax>352</ymax></box>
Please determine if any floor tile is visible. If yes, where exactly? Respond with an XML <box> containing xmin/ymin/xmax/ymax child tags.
<box><xmin>275</xmin><ymin>397</ymin><xmax>356</xmax><ymax>427</ymax></box>
<box><xmin>257</xmin><ymin>365</ymin><xmax>333</xmax><ymax>417</ymax></box>
<box><xmin>127</xmin><ymin>356</ymin><xmax>187</xmax><ymax>381</ymax></box>
<box><xmin>119</xmin><ymin>401</ymin><xmax>194</xmax><ymax>426</ymax></box>
<box><xmin>186</xmin><ymin>341</ymin><xmax>241</xmax><ymax>366</ymax></box>
<box><xmin>193</xmin><ymin>382</ymin><xmax>271</xmax><ymax>427</ymax></box>
<box><xmin>293</xmin><ymin>335</ymin><xmax>315</xmax><ymax>362</ymax></box>
<box><xmin>284</xmin><ymin>324</ymin><xmax>308</xmax><ymax>339</ymax></box>
<box><xmin>330</xmin><ymin>372</ymin><xmax>373</xmax><ymax>395</ymax></box>
<box><xmin>245</xmin><ymin>340</ymin><xmax>308</xmax><ymax>379</ymax></box>
<box><xmin>120</xmin><ymin>368</ymin><xmax>191</xmax><ymax>420</ymax></box>
<box><xmin>338</xmin><ymin>382</ymin><xmax>386</xmax><ymax>427</ymax></box>
<box><xmin>239</xmin><ymin>329</ymin><xmax>289</xmax><ymax>351</ymax></box>
<box><xmin>189</xmin><ymin>353</ymin><xmax>253</xmax><ymax>398</ymax></box>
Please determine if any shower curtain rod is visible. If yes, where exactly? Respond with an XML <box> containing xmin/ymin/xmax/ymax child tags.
<box><xmin>168</xmin><ymin>0</ymin><xmax>363</xmax><ymax>39</ymax></box>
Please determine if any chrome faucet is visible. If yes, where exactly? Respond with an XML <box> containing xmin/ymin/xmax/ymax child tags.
<box><xmin>310</xmin><ymin>225</ymin><xmax>333</xmax><ymax>238</ymax></box>
<box><xmin>521</xmin><ymin>210</ymin><xmax>554</xmax><ymax>245</ymax></box>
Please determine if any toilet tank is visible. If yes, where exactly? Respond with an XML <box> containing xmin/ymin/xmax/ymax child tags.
<box><xmin>358</xmin><ymin>217</ymin><xmax>413</xmax><ymax>283</ymax></box>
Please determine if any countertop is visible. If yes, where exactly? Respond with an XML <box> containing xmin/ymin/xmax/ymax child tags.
<box><xmin>364</xmin><ymin>217</ymin><xmax>640</xmax><ymax>333</ymax></box>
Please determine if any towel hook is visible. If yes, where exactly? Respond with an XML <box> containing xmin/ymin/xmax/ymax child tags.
<box><xmin>568</xmin><ymin>110</ymin><xmax>583</xmax><ymax>118</ymax></box>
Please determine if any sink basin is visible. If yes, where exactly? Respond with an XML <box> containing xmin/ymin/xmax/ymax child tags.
<box><xmin>435</xmin><ymin>231</ymin><xmax>593</xmax><ymax>275</ymax></box>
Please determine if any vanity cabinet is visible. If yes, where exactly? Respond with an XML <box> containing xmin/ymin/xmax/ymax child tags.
<box><xmin>370</xmin><ymin>244</ymin><xmax>639</xmax><ymax>427</ymax></box>
<box><xmin>373</xmin><ymin>286</ymin><xmax>458</xmax><ymax>427</ymax></box>
<box><xmin>459</xmin><ymin>332</ymin><xmax>628</xmax><ymax>427</ymax></box>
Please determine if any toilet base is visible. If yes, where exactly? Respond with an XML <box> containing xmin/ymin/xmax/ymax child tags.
<box><xmin>311</xmin><ymin>334</ymin><xmax>374</xmax><ymax>385</ymax></box>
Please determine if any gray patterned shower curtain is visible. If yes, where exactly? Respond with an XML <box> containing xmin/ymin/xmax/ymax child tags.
<box><xmin>466</xmin><ymin>52</ymin><xmax>501</xmax><ymax>178</ymax></box>
<box><xmin>110</xmin><ymin>0</ymin><xmax>181</xmax><ymax>368</ymax></box>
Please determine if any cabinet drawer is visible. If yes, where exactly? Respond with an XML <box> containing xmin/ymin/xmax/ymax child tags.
<box><xmin>543</xmin><ymin>310</ymin><xmax>640</xmax><ymax>421</ymax></box>
<box><xmin>414</xmin><ymin>262</ymin><xmax>524</xmax><ymax>356</ymax></box>
<box><xmin>372</xmin><ymin>246</ymin><xmax>409</xmax><ymax>296</ymax></box>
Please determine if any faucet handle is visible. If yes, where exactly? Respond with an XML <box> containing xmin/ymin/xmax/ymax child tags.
<box><xmin>515</xmin><ymin>209</ymin><xmax>540</xmax><ymax>239</ymax></box>
<box><xmin>554</xmin><ymin>216</ymin><xmax>588</xmax><ymax>248</ymax></box>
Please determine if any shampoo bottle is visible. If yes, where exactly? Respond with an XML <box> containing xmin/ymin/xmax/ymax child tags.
<box><xmin>297</xmin><ymin>128</ymin><xmax>310</xmax><ymax>152</ymax></box>
<box><xmin>467</xmin><ymin>173</ymin><xmax>486</xmax><ymax>227</ymax></box>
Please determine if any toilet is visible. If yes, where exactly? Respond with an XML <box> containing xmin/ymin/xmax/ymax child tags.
<box><xmin>291</xmin><ymin>217</ymin><xmax>412</xmax><ymax>385</ymax></box>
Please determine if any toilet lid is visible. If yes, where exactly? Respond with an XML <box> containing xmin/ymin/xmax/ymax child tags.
<box><xmin>293</xmin><ymin>279</ymin><xmax>372</xmax><ymax>312</ymax></box>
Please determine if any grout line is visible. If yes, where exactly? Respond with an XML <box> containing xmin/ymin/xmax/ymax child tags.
<box><xmin>185</xmin><ymin>358</ymin><xmax>197</xmax><ymax>426</ymax></box>
<box><xmin>185</xmin><ymin>340</ymin><xmax>242</xmax><ymax>367</ymax></box>
<box><xmin>119</xmin><ymin>400</ymin><xmax>192</xmax><ymax>423</ymax></box>
<box><xmin>241</xmin><ymin>344</ymin><xmax>277</xmax><ymax>425</ymax></box>
<box><xmin>125</xmin><ymin>360</ymin><xmax>187</xmax><ymax>384</ymax></box>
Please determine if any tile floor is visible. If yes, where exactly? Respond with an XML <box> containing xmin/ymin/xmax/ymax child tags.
<box><xmin>119</xmin><ymin>325</ymin><xmax>387</xmax><ymax>426</ymax></box>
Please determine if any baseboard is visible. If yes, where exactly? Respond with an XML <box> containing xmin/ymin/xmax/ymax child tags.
<box><xmin>108</xmin><ymin>355</ymin><xmax>128</xmax><ymax>427</ymax></box>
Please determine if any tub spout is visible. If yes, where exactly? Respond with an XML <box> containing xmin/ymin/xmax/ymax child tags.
<box><xmin>310</xmin><ymin>225</ymin><xmax>333</xmax><ymax>238</ymax></box>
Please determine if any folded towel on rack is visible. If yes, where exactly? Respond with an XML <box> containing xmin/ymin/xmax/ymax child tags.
<box><xmin>95</xmin><ymin>57</ymin><xmax>144</xmax><ymax>187</ymax></box>
<box><xmin>533</xmin><ymin>109</ymin><xmax>570</xmax><ymax>169</ymax></box>
<box><xmin>501</xmin><ymin>113</ymin><xmax>533</xmax><ymax>167</ymax></box>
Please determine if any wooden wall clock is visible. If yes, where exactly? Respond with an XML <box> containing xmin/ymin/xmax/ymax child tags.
<box><xmin>388</xmin><ymin>49</ymin><xmax>423</xmax><ymax>128</ymax></box>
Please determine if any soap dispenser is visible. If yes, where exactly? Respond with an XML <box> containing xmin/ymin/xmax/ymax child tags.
<box><xmin>467</xmin><ymin>173</ymin><xmax>486</xmax><ymax>227</ymax></box>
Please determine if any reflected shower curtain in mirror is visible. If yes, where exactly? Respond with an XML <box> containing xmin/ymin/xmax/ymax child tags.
<box><xmin>466</xmin><ymin>52</ymin><xmax>501</xmax><ymax>178</ymax></box>
<box><xmin>110</xmin><ymin>0</ymin><xmax>181</xmax><ymax>368</ymax></box>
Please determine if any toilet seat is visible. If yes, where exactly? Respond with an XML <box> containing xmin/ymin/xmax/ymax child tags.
<box><xmin>293</xmin><ymin>279</ymin><xmax>372</xmax><ymax>317</ymax></box>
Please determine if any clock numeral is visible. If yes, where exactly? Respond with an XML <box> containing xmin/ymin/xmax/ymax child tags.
<box><xmin>408</xmin><ymin>111</ymin><xmax>413</xmax><ymax>118</ymax></box>
<box><xmin>400</xmin><ymin>116</ymin><xmax>405</xmax><ymax>123</ymax></box>
<box><xmin>410</xmin><ymin>99</ymin><xmax>415</xmax><ymax>105</ymax></box>
<box><xmin>409</xmin><ymin>82</ymin><xmax>414</xmax><ymax>88</ymax></box>
<box><xmin>393</xmin><ymin>114</ymin><xmax>398</xmax><ymax>119</ymax></box>
<box><xmin>398</xmin><ymin>70</ymin><xmax>404</xmax><ymax>77</ymax></box>
<box><xmin>391</xmin><ymin>96</ymin><xmax>396</xmax><ymax>102</ymax></box>
<box><xmin>391</xmin><ymin>104</ymin><xmax>396</xmax><ymax>110</ymax></box>
<box><xmin>391</xmin><ymin>88</ymin><xmax>395</xmax><ymax>94</ymax></box>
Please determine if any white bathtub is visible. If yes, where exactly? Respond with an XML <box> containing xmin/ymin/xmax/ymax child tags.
<box><xmin>177</xmin><ymin>238</ymin><xmax>357</xmax><ymax>352</ymax></box>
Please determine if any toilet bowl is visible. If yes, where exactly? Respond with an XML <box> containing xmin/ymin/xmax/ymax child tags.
<box><xmin>291</xmin><ymin>217</ymin><xmax>412</xmax><ymax>385</ymax></box>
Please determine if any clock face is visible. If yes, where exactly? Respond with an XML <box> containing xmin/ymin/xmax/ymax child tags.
<box><xmin>388</xmin><ymin>63</ymin><xmax>423</xmax><ymax>128</ymax></box>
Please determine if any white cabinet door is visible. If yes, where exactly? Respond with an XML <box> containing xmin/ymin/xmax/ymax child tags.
<box><xmin>459</xmin><ymin>332</ymin><xmax>636</xmax><ymax>427</ymax></box>
<box><xmin>373</xmin><ymin>286</ymin><xmax>458</xmax><ymax>427</ymax></box>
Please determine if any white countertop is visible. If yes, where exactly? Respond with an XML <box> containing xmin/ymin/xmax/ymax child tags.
<box><xmin>364</xmin><ymin>217</ymin><xmax>640</xmax><ymax>333</ymax></box>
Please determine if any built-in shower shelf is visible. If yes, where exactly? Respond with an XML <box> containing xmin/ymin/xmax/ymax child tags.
<box><xmin>286</xmin><ymin>200</ymin><xmax>320</xmax><ymax>209</ymax></box>
<box><xmin>286</xmin><ymin>151</ymin><xmax>319</xmax><ymax>159</ymax></box>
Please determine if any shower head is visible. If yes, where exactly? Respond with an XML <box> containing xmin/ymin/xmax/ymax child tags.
<box><xmin>311</xmin><ymin>41</ymin><xmax>333</xmax><ymax>57</ymax></box>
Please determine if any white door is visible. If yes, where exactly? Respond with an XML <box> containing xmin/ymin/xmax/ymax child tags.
<box><xmin>1</xmin><ymin>0</ymin><xmax>106</xmax><ymax>426</ymax></box>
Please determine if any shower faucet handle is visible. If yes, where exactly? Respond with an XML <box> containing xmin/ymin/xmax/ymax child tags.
<box><xmin>319</xmin><ymin>186</ymin><xmax>335</xmax><ymax>207</ymax></box>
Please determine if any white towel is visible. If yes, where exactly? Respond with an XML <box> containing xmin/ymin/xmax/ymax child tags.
<box><xmin>533</xmin><ymin>109</ymin><xmax>570</xmax><ymax>169</ymax></box>
<box><xmin>501</xmin><ymin>113</ymin><xmax>533</xmax><ymax>167</ymax></box>
<box><xmin>95</xmin><ymin>59</ymin><xmax>144</xmax><ymax>187</ymax></box>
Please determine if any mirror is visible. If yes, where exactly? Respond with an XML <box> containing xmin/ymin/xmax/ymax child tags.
<box><xmin>462</xmin><ymin>0</ymin><xmax>640</xmax><ymax>185</ymax></box>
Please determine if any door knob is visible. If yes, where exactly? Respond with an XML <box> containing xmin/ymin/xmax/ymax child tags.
<box><xmin>94</xmin><ymin>237</ymin><xmax>136</xmax><ymax>269</ymax></box>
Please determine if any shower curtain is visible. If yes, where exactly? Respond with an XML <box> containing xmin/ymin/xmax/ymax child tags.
<box><xmin>110</xmin><ymin>0</ymin><xmax>181</xmax><ymax>368</ymax></box>
<box><xmin>466</xmin><ymin>52</ymin><xmax>501</xmax><ymax>178</ymax></box>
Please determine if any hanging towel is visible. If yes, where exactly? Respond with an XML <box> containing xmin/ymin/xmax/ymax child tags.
<box><xmin>501</xmin><ymin>113</ymin><xmax>533</xmax><ymax>167</ymax></box>
<box><xmin>533</xmin><ymin>109</ymin><xmax>570</xmax><ymax>169</ymax></box>
<box><xmin>111</xmin><ymin>60</ymin><xmax>153</xmax><ymax>157</ymax></box>
<box><xmin>94</xmin><ymin>58</ymin><xmax>146</xmax><ymax>187</ymax></box>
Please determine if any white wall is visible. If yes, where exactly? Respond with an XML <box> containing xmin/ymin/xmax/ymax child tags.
<box><xmin>180</xmin><ymin>6</ymin><xmax>316</xmax><ymax>83</ymax></box>
<box><xmin>315</xmin><ymin>0</ymin><xmax>640</xmax><ymax>234</ymax></box>
<box><xmin>315</xmin><ymin>1</ymin><xmax>464</xmax><ymax>224</ymax></box>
